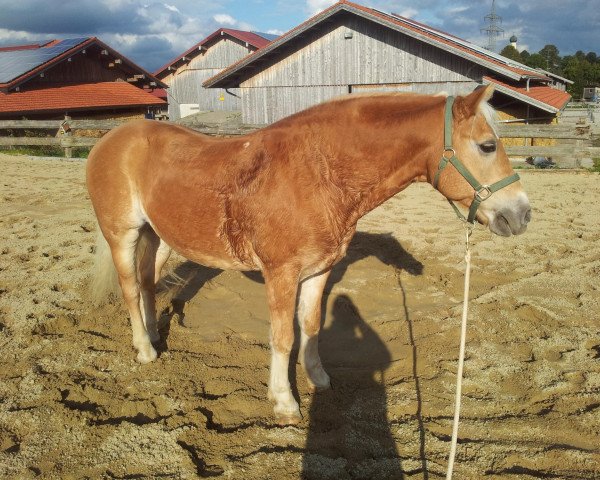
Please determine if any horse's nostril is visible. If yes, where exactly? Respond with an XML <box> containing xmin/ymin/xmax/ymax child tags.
<box><xmin>524</xmin><ymin>208</ymin><xmax>532</xmax><ymax>224</ymax></box>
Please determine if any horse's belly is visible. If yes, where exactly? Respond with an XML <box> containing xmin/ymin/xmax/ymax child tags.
<box><xmin>144</xmin><ymin>196</ymin><xmax>255</xmax><ymax>271</ymax></box>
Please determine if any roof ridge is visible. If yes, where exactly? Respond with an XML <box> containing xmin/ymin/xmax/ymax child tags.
<box><xmin>154</xmin><ymin>28</ymin><xmax>274</xmax><ymax>77</ymax></box>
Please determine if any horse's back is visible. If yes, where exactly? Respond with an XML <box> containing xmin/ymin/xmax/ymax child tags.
<box><xmin>86</xmin><ymin>120</ymin><xmax>260</xmax><ymax>269</ymax></box>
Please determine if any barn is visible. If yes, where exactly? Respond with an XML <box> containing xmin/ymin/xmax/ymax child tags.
<box><xmin>154</xmin><ymin>29</ymin><xmax>277</xmax><ymax>120</ymax></box>
<box><xmin>0</xmin><ymin>38</ymin><xmax>167</xmax><ymax>120</ymax></box>
<box><xmin>204</xmin><ymin>0</ymin><xmax>571</xmax><ymax>125</ymax></box>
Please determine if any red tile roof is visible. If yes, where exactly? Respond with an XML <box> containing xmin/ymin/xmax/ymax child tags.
<box><xmin>154</xmin><ymin>28</ymin><xmax>274</xmax><ymax>77</ymax></box>
<box><xmin>148</xmin><ymin>88</ymin><xmax>167</xmax><ymax>100</ymax></box>
<box><xmin>0</xmin><ymin>42</ymin><xmax>44</xmax><ymax>52</ymax></box>
<box><xmin>483</xmin><ymin>76</ymin><xmax>571</xmax><ymax>112</ymax></box>
<box><xmin>0</xmin><ymin>82</ymin><xmax>166</xmax><ymax>115</ymax></box>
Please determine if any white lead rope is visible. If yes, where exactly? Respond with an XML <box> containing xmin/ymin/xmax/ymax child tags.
<box><xmin>446</xmin><ymin>224</ymin><xmax>473</xmax><ymax>480</ymax></box>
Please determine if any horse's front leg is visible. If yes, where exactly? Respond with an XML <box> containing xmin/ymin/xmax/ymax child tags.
<box><xmin>263</xmin><ymin>265</ymin><xmax>301</xmax><ymax>425</ymax></box>
<box><xmin>298</xmin><ymin>270</ymin><xmax>331</xmax><ymax>392</ymax></box>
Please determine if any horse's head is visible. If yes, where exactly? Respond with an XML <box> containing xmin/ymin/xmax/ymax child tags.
<box><xmin>432</xmin><ymin>85</ymin><xmax>531</xmax><ymax>236</ymax></box>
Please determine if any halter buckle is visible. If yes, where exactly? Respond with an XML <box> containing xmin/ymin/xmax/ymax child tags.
<box><xmin>442</xmin><ymin>148</ymin><xmax>456</xmax><ymax>160</ymax></box>
<box><xmin>475</xmin><ymin>185</ymin><xmax>492</xmax><ymax>202</ymax></box>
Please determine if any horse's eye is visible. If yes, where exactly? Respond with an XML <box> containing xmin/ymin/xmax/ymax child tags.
<box><xmin>479</xmin><ymin>141</ymin><xmax>496</xmax><ymax>154</ymax></box>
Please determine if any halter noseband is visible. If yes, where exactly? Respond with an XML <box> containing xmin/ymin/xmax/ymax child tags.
<box><xmin>433</xmin><ymin>95</ymin><xmax>520</xmax><ymax>224</ymax></box>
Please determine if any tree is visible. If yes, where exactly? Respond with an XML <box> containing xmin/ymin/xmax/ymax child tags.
<box><xmin>520</xmin><ymin>50</ymin><xmax>530</xmax><ymax>61</ymax></box>
<box><xmin>538</xmin><ymin>44</ymin><xmax>561</xmax><ymax>73</ymax></box>
<box><xmin>500</xmin><ymin>45</ymin><xmax>523</xmax><ymax>63</ymax></box>
<box><xmin>586</xmin><ymin>52</ymin><xmax>597</xmax><ymax>64</ymax></box>
<box><xmin>525</xmin><ymin>53</ymin><xmax>547</xmax><ymax>70</ymax></box>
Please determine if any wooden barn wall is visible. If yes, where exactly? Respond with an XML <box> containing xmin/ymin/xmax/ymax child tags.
<box><xmin>166</xmin><ymin>37</ymin><xmax>254</xmax><ymax>120</ymax></box>
<box><xmin>241</xmin><ymin>86</ymin><xmax>347</xmax><ymax>124</ymax></box>
<box><xmin>25</xmin><ymin>54</ymin><xmax>125</xmax><ymax>88</ymax></box>
<box><xmin>239</xmin><ymin>13</ymin><xmax>483</xmax><ymax>124</ymax></box>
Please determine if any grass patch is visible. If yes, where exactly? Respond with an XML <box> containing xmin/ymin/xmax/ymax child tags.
<box><xmin>0</xmin><ymin>146</ymin><xmax>90</xmax><ymax>158</ymax></box>
<box><xmin>588</xmin><ymin>158</ymin><xmax>600</xmax><ymax>173</ymax></box>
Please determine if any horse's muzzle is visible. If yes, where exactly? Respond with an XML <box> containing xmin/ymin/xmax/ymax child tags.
<box><xmin>489</xmin><ymin>200</ymin><xmax>532</xmax><ymax>237</ymax></box>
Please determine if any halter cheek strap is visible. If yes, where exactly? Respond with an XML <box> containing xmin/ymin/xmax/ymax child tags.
<box><xmin>433</xmin><ymin>96</ymin><xmax>520</xmax><ymax>224</ymax></box>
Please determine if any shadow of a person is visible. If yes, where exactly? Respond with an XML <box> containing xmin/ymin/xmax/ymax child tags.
<box><xmin>326</xmin><ymin>232</ymin><xmax>423</xmax><ymax>294</ymax></box>
<box><xmin>302</xmin><ymin>295</ymin><xmax>405</xmax><ymax>480</ymax></box>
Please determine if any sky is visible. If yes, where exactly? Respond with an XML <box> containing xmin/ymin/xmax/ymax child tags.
<box><xmin>0</xmin><ymin>0</ymin><xmax>598</xmax><ymax>74</ymax></box>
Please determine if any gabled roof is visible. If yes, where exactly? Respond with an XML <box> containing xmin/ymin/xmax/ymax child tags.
<box><xmin>204</xmin><ymin>0</ymin><xmax>552</xmax><ymax>89</ymax></box>
<box><xmin>153</xmin><ymin>28</ymin><xmax>277</xmax><ymax>79</ymax></box>
<box><xmin>0</xmin><ymin>37</ymin><xmax>167</xmax><ymax>91</ymax></box>
<box><xmin>483</xmin><ymin>76</ymin><xmax>571</xmax><ymax>113</ymax></box>
<box><xmin>0</xmin><ymin>82</ymin><xmax>166</xmax><ymax>116</ymax></box>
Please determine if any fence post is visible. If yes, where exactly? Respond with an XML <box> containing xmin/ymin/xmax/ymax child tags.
<box><xmin>62</xmin><ymin>115</ymin><xmax>72</xmax><ymax>158</ymax></box>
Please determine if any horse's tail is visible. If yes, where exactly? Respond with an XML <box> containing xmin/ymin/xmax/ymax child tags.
<box><xmin>90</xmin><ymin>227</ymin><xmax>120</xmax><ymax>306</ymax></box>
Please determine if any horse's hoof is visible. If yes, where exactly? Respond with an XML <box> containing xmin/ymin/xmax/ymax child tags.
<box><xmin>136</xmin><ymin>346</ymin><xmax>157</xmax><ymax>364</ymax></box>
<box><xmin>275</xmin><ymin>412</ymin><xmax>302</xmax><ymax>426</ymax></box>
<box><xmin>307</xmin><ymin>381</ymin><xmax>331</xmax><ymax>393</ymax></box>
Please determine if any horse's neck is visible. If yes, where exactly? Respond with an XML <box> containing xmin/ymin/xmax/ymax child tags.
<box><xmin>316</xmin><ymin>101</ymin><xmax>440</xmax><ymax>219</ymax></box>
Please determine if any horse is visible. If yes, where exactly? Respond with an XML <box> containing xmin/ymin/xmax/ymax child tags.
<box><xmin>86</xmin><ymin>84</ymin><xmax>531</xmax><ymax>425</ymax></box>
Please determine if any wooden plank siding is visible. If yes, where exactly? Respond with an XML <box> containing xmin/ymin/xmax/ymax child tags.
<box><xmin>239</xmin><ymin>14</ymin><xmax>483</xmax><ymax>124</ymax></box>
<box><xmin>242</xmin><ymin>86</ymin><xmax>347</xmax><ymax>125</ymax></box>
<box><xmin>166</xmin><ymin>38</ymin><xmax>254</xmax><ymax>120</ymax></box>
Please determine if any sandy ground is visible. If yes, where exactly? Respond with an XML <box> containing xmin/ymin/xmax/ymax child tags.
<box><xmin>0</xmin><ymin>153</ymin><xmax>598</xmax><ymax>479</ymax></box>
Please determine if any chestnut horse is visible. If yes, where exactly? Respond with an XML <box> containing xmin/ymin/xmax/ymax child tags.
<box><xmin>86</xmin><ymin>85</ymin><xmax>530</xmax><ymax>424</ymax></box>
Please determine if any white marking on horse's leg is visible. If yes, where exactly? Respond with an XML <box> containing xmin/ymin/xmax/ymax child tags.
<box><xmin>300</xmin><ymin>332</ymin><xmax>330</xmax><ymax>391</ymax></box>
<box><xmin>268</xmin><ymin>349</ymin><xmax>300</xmax><ymax>422</ymax></box>
<box><xmin>264</xmin><ymin>266</ymin><xmax>301</xmax><ymax>424</ymax></box>
<box><xmin>110</xmin><ymin>229</ymin><xmax>157</xmax><ymax>364</ymax></box>
<box><xmin>154</xmin><ymin>238</ymin><xmax>171</xmax><ymax>284</ymax></box>
<box><xmin>298</xmin><ymin>271</ymin><xmax>331</xmax><ymax>392</ymax></box>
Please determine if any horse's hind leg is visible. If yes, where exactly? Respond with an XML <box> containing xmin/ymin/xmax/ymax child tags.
<box><xmin>137</xmin><ymin>227</ymin><xmax>164</xmax><ymax>343</ymax></box>
<box><xmin>108</xmin><ymin>227</ymin><xmax>157</xmax><ymax>364</ymax></box>
<box><xmin>154</xmin><ymin>239</ymin><xmax>171</xmax><ymax>284</ymax></box>
<box><xmin>264</xmin><ymin>266</ymin><xmax>301</xmax><ymax>425</ymax></box>
<box><xmin>298</xmin><ymin>270</ymin><xmax>331</xmax><ymax>392</ymax></box>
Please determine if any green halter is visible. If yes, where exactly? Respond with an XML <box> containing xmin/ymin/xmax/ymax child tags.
<box><xmin>433</xmin><ymin>96</ymin><xmax>520</xmax><ymax>224</ymax></box>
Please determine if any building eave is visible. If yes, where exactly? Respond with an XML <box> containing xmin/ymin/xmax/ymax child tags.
<box><xmin>483</xmin><ymin>78</ymin><xmax>562</xmax><ymax>114</ymax></box>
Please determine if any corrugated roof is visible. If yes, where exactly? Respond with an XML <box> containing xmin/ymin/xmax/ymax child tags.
<box><xmin>0</xmin><ymin>82</ymin><xmax>166</xmax><ymax>115</ymax></box>
<box><xmin>204</xmin><ymin>0</ymin><xmax>552</xmax><ymax>89</ymax></box>
<box><xmin>154</xmin><ymin>28</ymin><xmax>276</xmax><ymax>78</ymax></box>
<box><xmin>483</xmin><ymin>76</ymin><xmax>571</xmax><ymax>113</ymax></box>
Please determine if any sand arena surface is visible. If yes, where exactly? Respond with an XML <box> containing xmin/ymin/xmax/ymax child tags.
<box><xmin>0</xmin><ymin>153</ymin><xmax>598</xmax><ymax>479</ymax></box>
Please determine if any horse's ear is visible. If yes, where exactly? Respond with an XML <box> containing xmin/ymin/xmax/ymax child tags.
<box><xmin>453</xmin><ymin>84</ymin><xmax>495</xmax><ymax>120</ymax></box>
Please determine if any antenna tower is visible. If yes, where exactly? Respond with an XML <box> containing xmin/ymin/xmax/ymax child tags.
<box><xmin>480</xmin><ymin>0</ymin><xmax>504</xmax><ymax>51</ymax></box>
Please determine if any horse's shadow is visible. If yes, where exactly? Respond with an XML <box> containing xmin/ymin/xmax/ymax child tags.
<box><xmin>155</xmin><ymin>231</ymin><xmax>429</xmax><ymax>478</ymax></box>
<box><xmin>155</xmin><ymin>231</ymin><xmax>422</xmax><ymax>334</ymax></box>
